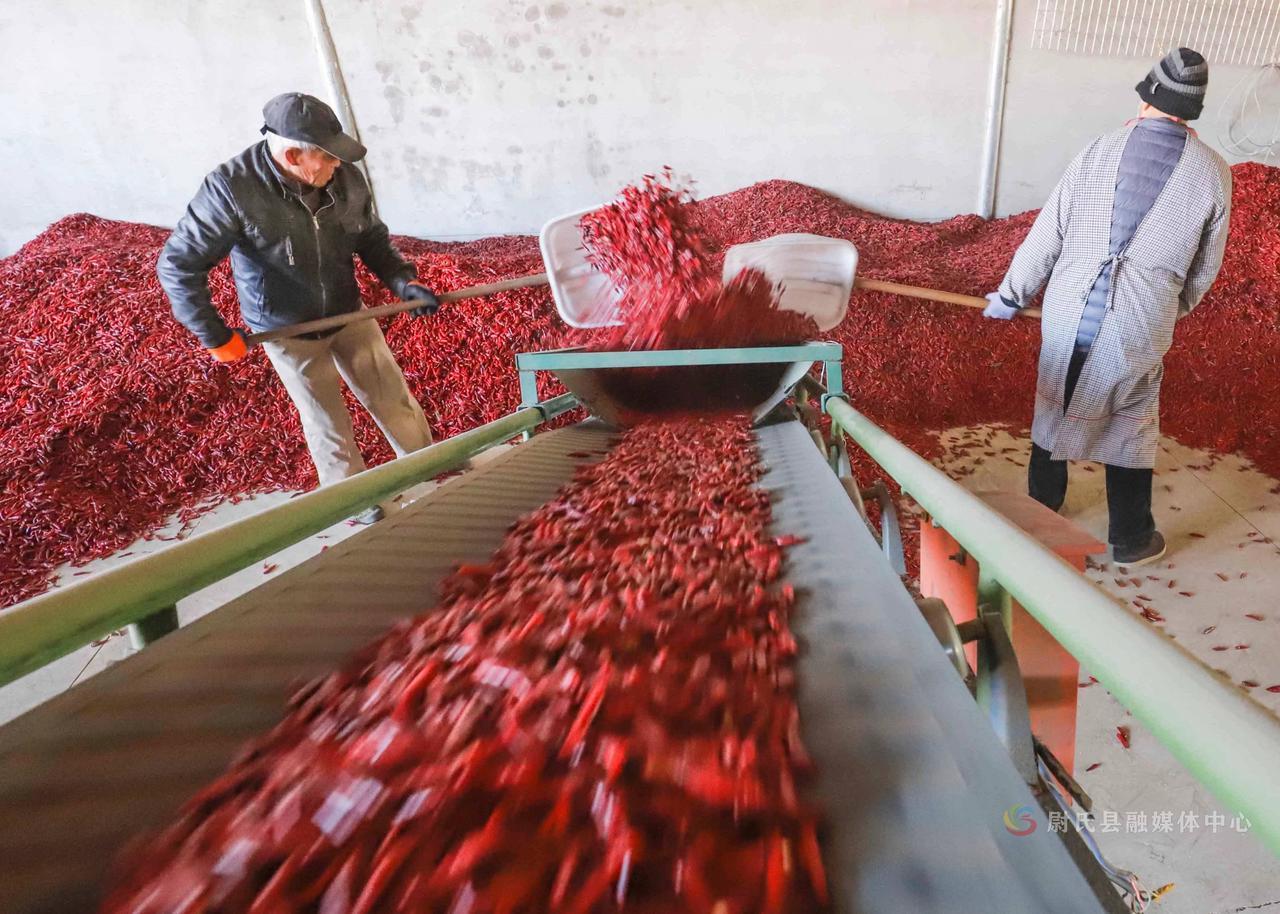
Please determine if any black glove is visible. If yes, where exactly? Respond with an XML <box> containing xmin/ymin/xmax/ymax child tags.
<box><xmin>403</xmin><ymin>282</ymin><xmax>441</xmax><ymax>318</ymax></box>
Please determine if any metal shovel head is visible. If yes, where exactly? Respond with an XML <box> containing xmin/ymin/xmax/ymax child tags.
<box><xmin>539</xmin><ymin>205</ymin><xmax>858</xmax><ymax>331</ymax></box>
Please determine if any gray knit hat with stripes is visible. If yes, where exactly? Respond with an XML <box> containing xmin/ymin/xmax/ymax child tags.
<box><xmin>1136</xmin><ymin>47</ymin><xmax>1208</xmax><ymax>120</ymax></box>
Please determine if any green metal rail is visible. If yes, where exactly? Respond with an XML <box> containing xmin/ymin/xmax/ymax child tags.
<box><xmin>515</xmin><ymin>342</ymin><xmax>845</xmax><ymax>410</ymax></box>
<box><xmin>823</xmin><ymin>393</ymin><xmax>1280</xmax><ymax>856</ymax></box>
<box><xmin>0</xmin><ymin>393</ymin><xmax>578</xmax><ymax>688</ymax></box>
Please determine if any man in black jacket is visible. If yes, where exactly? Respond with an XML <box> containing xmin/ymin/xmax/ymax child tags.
<box><xmin>158</xmin><ymin>93</ymin><xmax>440</xmax><ymax>522</ymax></box>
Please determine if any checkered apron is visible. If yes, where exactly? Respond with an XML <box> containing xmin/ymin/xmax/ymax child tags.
<box><xmin>998</xmin><ymin>124</ymin><xmax>1233</xmax><ymax>469</ymax></box>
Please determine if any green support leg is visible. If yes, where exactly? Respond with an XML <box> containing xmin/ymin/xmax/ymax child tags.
<box><xmin>978</xmin><ymin>566</ymin><xmax>1013</xmax><ymax>632</ymax></box>
<box><xmin>518</xmin><ymin>370</ymin><xmax>540</xmax><ymax>441</ymax></box>
<box><xmin>974</xmin><ymin>573</ymin><xmax>1038</xmax><ymax>786</ymax></box>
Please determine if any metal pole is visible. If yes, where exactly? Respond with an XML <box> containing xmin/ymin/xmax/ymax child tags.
<box><xmin>978</xmin><ymin>0</ymin><xmax>1016</xmax><ymax>218</ymax></box>
<box><xmin>302</xmin><ymin>0</ymin><xmax>377</xmax><ymax>213</ymax></box>
<box><xmin>825</xmin><ymin>394</ymin><xmax>1280</xmax><ymax>855</ymax></box>
<box><xmin>0</xmin><ymin>394</ymin><xmax>578</xmax><ymax>687</ymax></box>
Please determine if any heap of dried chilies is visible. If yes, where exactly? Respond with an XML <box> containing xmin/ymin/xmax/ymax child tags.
<box><xmin>100</xmin><ymin>416</ymin><xmax>827</xmax><ymax>913</ymax></box>
<box><xmin>3</xmin><ymin>163</ymin><xmax>1280</xmax><ymax>605</ymax></box>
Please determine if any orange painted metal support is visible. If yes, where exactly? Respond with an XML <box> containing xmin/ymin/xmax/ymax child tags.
<box><xmin>920</xmin><ymin>491</ymin><xmax>1105</xmax><ymax>775</ymax></box>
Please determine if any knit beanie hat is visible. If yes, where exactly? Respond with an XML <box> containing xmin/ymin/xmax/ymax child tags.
<box><xmin>1136</xmin><ymin>47</ymin><xmax>1208</xmax><ymax>120</ymax></box>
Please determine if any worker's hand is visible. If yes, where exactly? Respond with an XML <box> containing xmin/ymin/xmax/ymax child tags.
<box><xmin>206</xmin><ymin>328</ymin><xmax>249</xmax><ymax>363</ymax></box>
<box><xmin>983</xmin><ymin>292</ymin><xmax>1020</xmax><ymax>320</ymax></box>
<box><xmin>403</xmin><ymin>282</ymin><xmax>442</xmax><ymax>318</ymax></box>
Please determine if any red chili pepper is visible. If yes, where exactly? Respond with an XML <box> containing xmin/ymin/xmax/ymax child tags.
<box><xmin>798</xmin><ymin>821</ymin><xmax>828</xmax><ymax>904</ymax></box>
<box><xmin>1116</xmin><ymin>726</ymin><xmax>1132</xmax><ymax>749</ymax></box>
<box><xmin>349</xmin><ymin>834</ymin><xmax>417</xmax><ymax>914</ymax></box>
<box><xmin>762</xmin><ymin>834</ymin><xmax>790</xmax><ymax>914</ymax></box>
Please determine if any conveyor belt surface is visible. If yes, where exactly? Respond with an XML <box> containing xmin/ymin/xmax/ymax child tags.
<box><xmin>758</xmin><ymin>419</ymin><xmax>1108</xmax><ymax>914</ymax></box>
<box><xmin>0</xmin><ymin>426</ymin><xmax>615</xmax><ymax>914</ymax></box>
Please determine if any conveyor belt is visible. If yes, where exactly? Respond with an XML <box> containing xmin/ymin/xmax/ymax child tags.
<box><xmin>0</xmin><ymin>425</ymin><xmax>616</xmax><ymax>914</ymax></box>
<box><xmin>2</xmin><ymin>417</ymin><xmax>1112</xmax><ymax>914</ymax></box>
<box><xmin>759</xmin><ymin>419</ymin><xmax>1108</xmax><ymax>913</ymax></box>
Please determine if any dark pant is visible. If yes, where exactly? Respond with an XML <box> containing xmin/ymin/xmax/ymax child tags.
<box><xmin>1027</xmin><ymin>349</ymin><xmax>1154</xmax><ymax>548</ymax></box>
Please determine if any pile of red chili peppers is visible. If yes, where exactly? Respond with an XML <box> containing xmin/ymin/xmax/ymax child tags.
<box><xmin>100</xmin><ymin>416</ymin><xmax>827</xmax><ymax>914</ymax></box>
<box><xmin>3</xmin><ymin>163</ymin><xmax>1279</xmax><ymax>606</ymax></box>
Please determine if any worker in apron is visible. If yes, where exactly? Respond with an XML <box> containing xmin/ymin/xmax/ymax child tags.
<box><xmin>159</xmin><ymin>93</ymin><xmax>441</xmax><ymax>523</ymax></box>
<box><xmin>984</xmin><ymin>48</ymin><xmax>1232</xmax><ymax>566</ymax></box>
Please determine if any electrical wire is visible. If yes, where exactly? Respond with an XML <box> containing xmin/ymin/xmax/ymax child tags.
<box><xmin>1217</xmin><ymin>62</ymin><xmax>1280</xmax><ymax>163</ymax></box>
<box><xmin>1037</xmin><ymin>758</ymin><xmax>1164</xmax><ymax>912</ymax></box>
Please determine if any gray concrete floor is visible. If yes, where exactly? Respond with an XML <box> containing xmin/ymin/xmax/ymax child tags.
<box><xmin>1</xmin><ymin>433</ymin><xmax>1276</xmax><ymax>912</ymax></box>
<box><xmin>931</xmin><ymin>426</ymin><xmax>1280</xmax><ymax>914</ymax></box>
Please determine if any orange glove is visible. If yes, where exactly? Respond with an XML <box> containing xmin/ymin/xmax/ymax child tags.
<box><xmin>207</xmin><ymin>328</ymin><xmax>248</xmax><ymax>363</ymax></box>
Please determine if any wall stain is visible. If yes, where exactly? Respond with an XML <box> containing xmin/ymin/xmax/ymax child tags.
<box><xmin>458</xmin><ymin>31</ymin><xmax>495</xmax><ymax>60</ymax></box>
<box><xmin>545</xmin><ymin>2</ymin><xmax>568</xmax><ymax>19</ymax></box>
<box><xmin>537</xmin><ymin>45</ymin><xmax>554</xmax><ymax>59</ymax></box>
<box><xmin>600</xmin><ymin>5</ymin><xmax>626</xmax><ymax>16</ymax></box>
<box><xmin>383</xmin><ymin>85</ymin><xmax>407</xmax><ymax>124</ymax></box>
<box><xmin>525</xmin><ymin>5</ymin><xmax>540</xmax><ymax>21</ymax></box>
<box><xmin>585</xmin><ymin>132</ymin><xmax>610</xmax><ymax>180</ymax></box>
<box><xmin>401</xmin><ymin>149</ymin><xmax>451</xmax><ymax>194</ymax></box>
<box><xmin>399</xmin><ymin>5</ymin><xmax>420</xmax><ymax>37</ymax></box>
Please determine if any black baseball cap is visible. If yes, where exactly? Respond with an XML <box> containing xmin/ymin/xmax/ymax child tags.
<box><xmin>260</xmin><ymin>92</ymin><xmax>366</xmax><ymax>162</ymax></box>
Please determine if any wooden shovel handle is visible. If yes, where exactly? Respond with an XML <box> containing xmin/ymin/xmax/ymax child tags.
<box><xmin>854</xmin><ymin>277</ymin><xmax>1042</xmax><ymax>319</ymax></box>
<box><xmin>245</xmin><ymin>272</ymin><xmax>551</xmax><ymax>347</ymax></box>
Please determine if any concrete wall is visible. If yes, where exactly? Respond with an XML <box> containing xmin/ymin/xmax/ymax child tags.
<box><xmin>0</xmin><ymin>0</ymin><xmax>1261</xmax><ymax>256</ymax></box>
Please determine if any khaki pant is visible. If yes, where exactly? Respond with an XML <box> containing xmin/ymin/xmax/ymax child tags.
<box><xmin>262</xmin><ymin>320</ymin><xmax>432</xmax><ymax>486</ymax></box>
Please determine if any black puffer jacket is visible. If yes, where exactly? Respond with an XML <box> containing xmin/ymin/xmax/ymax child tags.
<box><xmin>157</xmin><ymin>141</ymin><xmax>416</xmax><ymax>348</ymax></box>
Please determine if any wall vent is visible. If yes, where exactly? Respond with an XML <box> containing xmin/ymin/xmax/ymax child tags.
<box><xmin>1032</xmin><ymin>0</ymin><xmax>1280</xmax><ymax>65</ymax></box>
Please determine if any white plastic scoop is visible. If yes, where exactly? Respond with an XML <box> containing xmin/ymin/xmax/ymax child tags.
<box><xmin>538</xmin><ymin>206</ymin><xmax>858</xmax><ymax>331</ymax></box>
